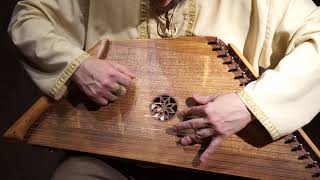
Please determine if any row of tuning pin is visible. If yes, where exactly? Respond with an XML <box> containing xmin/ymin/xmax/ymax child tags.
<box><xmin>208</xmin><ymin>38</ymin><xmax>251</xmax><ymax>86</ymax></box>
<box><xmin>285</xmin><ymin>135</ymin><xmax>320</xmax><ymax>178</ymax></box>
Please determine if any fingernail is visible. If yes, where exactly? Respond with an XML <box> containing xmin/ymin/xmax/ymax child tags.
<box><xmin>200</xmin><ymin>155</ymin><xmax>207</xmax><ymax>162</ymax></box>
<box><xmin>181</xmin><ymin>137</ymin><xmax>191</xmax><ymax>145</ymax></box>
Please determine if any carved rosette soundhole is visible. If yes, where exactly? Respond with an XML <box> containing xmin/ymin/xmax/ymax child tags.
<box><xmin>150</xmin><ymin>95</ymin><xmax>177</xmax><ymax>121</ymax></box>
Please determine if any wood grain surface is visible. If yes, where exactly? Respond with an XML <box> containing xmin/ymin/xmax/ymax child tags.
<box><xmin>16</xmin><ymin>37</ymin><xmax>320</xmax><ymax>179</ymax></box>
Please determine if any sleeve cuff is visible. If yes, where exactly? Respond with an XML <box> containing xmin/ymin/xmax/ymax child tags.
<box><xmin>237</xmin><ymin>90</ymin><xmax>281</xmax><ymax>140</ymax></box>
<box><xmin>49</xmin><ymin>51</ymin><xmax>91</xmax><ymax>99</ymax></box>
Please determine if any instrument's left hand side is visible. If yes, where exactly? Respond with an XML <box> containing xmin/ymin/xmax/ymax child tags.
<box><xmin>172</xmin><ymin>93</ymin><xmax>254</xmax><ymax>162</ymax></box>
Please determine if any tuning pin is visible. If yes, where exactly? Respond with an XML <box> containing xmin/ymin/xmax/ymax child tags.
<box><xmin>212</xmin><ymin>41</ymin><xmax>228</xmax><ymax>51</ymax></box>
<box><xmin>223</xmin><ymin>56</ymin><xmax>235</xmax><ymax>64</ymax></box>
<box><xmin>239</xmin><ymin>77</ymin><xmax>251</xmax><ymax>86</ymax></box>
<box><xmin>234</xmin><ymin>71</ymin><xmax>246</xmax><ymax>79</ymax></box>
<box><xmin>228</xmin><ymin>64</ymin><xmax>240</xmax><ymax>72</ymax></box>
<box><xmin>208</xmin><ymin>38</ymin><xmax>219</xmax><ymax>45</ymax></box>
<box><xmin>217</xmin><ymin>51</ymin><xmax>229</xmax><ymax>58</ymax></box>
<box><xmin>285</xmin><ymin>135</ymin><xmax>297</xmax><ymax>144</ymax></box>
<box><xmin>291</xmin><ymin>144</ymin><xmax>303</xmax><ymax>151</ymax></box>
<box><xmin>306</xmin><ymin>161</ymin><xmax>318</xmax><ymax>168</ymax></box>
<box><xmin>212</xmin><ymin>46</ymin><xmax>222</xmax><ymax>51</ymax></box>
<box><xmin>299</xmin><ymin>152</ymin><xmax>311</xmax><ymax>160</ymax></box>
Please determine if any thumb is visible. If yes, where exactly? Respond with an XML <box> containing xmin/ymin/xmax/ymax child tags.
<box><xmin>192</xmin><ymin>95</ymin><xmax>218</xmax><ymax>105</ymax></box>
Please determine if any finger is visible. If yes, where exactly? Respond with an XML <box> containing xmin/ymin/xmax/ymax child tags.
<box><xmin>195</xmin><ymin>128</ymin><xmax>216</xmax><ymax>139</ymax></box>
<box><xmin>200</xmin><ymin>136</ymin><xmax>224</xmax><ymax>162</ymax></box>
<box><xmin>179</xmin><ymin>134</ymin><xmax>203</xmax><ymax>145</ymax></box>
<box><xmin>113</xmin><ymin>70</ymin><xmax>132</xmax><ymax>87</ymax></box>
<box><xmin>112</xmin><ymin>63</ymin><xmax>136</xmax><ymax>79</ymax></box>
<box><xmin>192</xmin><ymin>95</ymin><xmax>218</xmax><ymax>105</ymax></box>
<box><xmin>177</xmin><ymin>105</ymin><xmax>206</xmax><ymax>119</ymax></box>
<box><xmin>83</xmin><ymin>87</ymin><xmax>109</xmax><ymax>106</ymax></box>
<box><xmin>104</xmin><ymin>91</ymin><xmax>118</xmax><ymax>102</ymax></box>
<box><xmin>173</xmin><ymin>118</ymin><xmax>209</xmax><ymax>131</ymax></box>
<box><xmin>118</xmin><ymin>85</ymin><xmax>127</xmax><ymax>96</ymax></box>
<box><xmin>91</xmin><ymin>96</ymin><xmax>109</xmax><ymax>106</ymax></box>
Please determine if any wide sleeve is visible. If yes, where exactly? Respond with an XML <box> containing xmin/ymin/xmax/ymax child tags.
<box><xmin>8</xmin><ymin>0</ymin><xmax>90</xmax><ymax>100</ymax></box>
<box><xmin>239</xmin><ymin>1</ymin><xmax>320</xmax><ymax>140</ymax></box>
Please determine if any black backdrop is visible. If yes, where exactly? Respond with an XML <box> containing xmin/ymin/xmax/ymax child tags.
<box><xmin>0</xmin><ymin>1</ymin><xmax>41</xmax><ymax>135</ymax></box>
<box><xmin>0</xmin><ymin>2</ymin><xmax>63</xmax><ymax>180</ymax></box>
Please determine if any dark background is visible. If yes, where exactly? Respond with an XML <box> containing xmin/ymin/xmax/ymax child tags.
<box><xmin>1</xmin><ymin>0</ymin><xmax>319</xmax><ymax>180</ymax></box>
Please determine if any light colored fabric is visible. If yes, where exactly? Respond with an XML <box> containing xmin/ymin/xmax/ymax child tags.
<box><xmin>51</xmin><ymin>156</ymin><xmax>128</xmax><ymax>180</ymax></box>
<box><xmin>8</xmin><ymin>0</ymin><xmax>91</xmax><ymax>99</ymax></box>
<box><xmin>240</xmin><ymin>0</ymin><xmax>320</xmax><ymax>139</ymax></box>
<box><xmin>8</xmin><ymin>0</ymin><xmax>320</xmax><ymax>139</ymax></box>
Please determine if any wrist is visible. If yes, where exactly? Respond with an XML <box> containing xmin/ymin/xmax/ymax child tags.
<box><xmin>235</xmin><ymin>92</ymin><xmax>256</xmax><ymax>122</ymax></box>
<box><xmin>71</xmin><ymin>57</ymin><xmax>90</xmax><ymax>83</ymax></box>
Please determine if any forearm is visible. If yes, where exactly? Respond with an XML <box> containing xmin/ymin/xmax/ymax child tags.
<box><xmin>240</xmin><ymin>40</ymin><xmax>320</xmax><ymax>140</ymax></box>
<box><xmin>8</xmin><ymin>0</ymin><xmax>89</xmax><ymax>99</ymax></box>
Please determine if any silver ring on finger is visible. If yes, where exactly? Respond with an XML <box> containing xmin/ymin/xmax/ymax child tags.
<box><xmin>111</xmin><ymin>84</ymin><xmax>122</xmax><ymax>96</ymax></box>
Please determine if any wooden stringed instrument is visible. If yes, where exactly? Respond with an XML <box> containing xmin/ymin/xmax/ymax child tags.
<box><xmin>3</xmin><ymin>37</ymin><xmax>320</xmax><ymax>179</ymax></box>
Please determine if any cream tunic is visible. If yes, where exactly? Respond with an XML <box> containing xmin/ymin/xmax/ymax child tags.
<box><xmin>8</xmin><ymin>0</ymin><xmax>320</xmax><ymax>140</ymax></box>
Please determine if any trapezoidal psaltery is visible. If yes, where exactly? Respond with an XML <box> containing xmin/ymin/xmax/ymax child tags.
<box><xmin>4</xmin><ymin>37</ymin><xmax>320</xmax><ymax>179</ymax></box>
